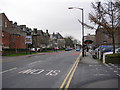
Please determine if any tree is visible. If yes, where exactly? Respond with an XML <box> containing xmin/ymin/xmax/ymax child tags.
<box><xmin>78</xmin><ymin>0</ymin><xmax>120</xmax><ymax>53</ymax></box>
<box><xmin>65</xmin><ymin>36</ymin><xmax>74</xmax><ymax>48</ymax></box>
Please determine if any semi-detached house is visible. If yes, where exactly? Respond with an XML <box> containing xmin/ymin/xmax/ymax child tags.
<box><xmin>0</xmin><ymin>13</ymin><xmax>27</xmax><ymax>55</ymax></box>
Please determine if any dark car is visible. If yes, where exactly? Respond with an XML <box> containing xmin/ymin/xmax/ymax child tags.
<box><xmin>65</xmin><ymin>48</ymin><xmax>72</xmax><ymax>51</ymax></box>
<box><xmin>100</xmin><ymin>46</ymin><xmax>120</xmax><ymax>59</ymax></box>
<box><xmin>76</xmin><ymin>49</ymin><xmax>80</xmax><ymax>51</ymax></box>
<box><xmin>92</xmin><ymin>45</ymin><xmax>113</xmax><ymax>59</ymax></box>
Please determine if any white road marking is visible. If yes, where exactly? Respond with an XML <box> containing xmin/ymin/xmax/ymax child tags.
<box><xmin>89</xmin><ymin>65</ymin><xmax>93</xmax><ymax>67</ymax></box>
<box><xmin>18</xmin><ymin>68</ymin><xmax>61</xmax><ymax>76</ymax></box>
<box><xmin>32</xmin><ymin>69</ymin><xmax>44</xmax><ymax>74</ymax></box>
<box><xmin>94</xmin><ymin>74</ymin><xmax>105</xmax><ymax>76</ymax></box>
<box><xmin>28</xmin><ymin>61</ymin><xmax>41</xmax><ymax>65</ymax></box>
<box><xmin>110</xmin><ymin>68</ymin><xmax>113</xmax><ymax>70</ymax></box>
<box><xmin>46</xmin><ymin>70</ymin><xmax>60</xmax><ymax>76</ymax></box>
<box><xmin>19</xmin><ymin>69</ymin><xmax>32</xmax><ymax>74</ymax></box>
<box><xmin>89</xmin><ymin>65</ymin><xmax>102</xmax><ymax>67</ymax></box>
<box><xmin>46</xmin><ymin>70</ymin><xmax>54</xmax><ymax>76</ymax></box>
<box><xmin>113</xmin><ymin>71</ymin><xmax>118</xmax><ymax>73</ymax></box>
<box><xmin>19</xmin><ymin>69</ymin><xmax>44</xmax><ymax>74</ymax></box>
<box><xmin>116</xmin><ymin>74</ymin><xmax>120</xmax><ymax>77</ymax></box>
<box><xmin>109</xmin><ymin>63</ymin><xmax>118</xmax><ymax>68</ymax></box>
<box><xmin>104</xmin><ymin>64</ymin><xmax>111</xmax><ymax>67</ymax></box>
<box><xmin>0</xmin><ymin>68</ymin><xmax>17</xmax><ymax>74</ymax></box>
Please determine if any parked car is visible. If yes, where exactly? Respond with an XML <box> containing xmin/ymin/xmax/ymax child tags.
<box><xmin>30</xmin><ymin>48</ymin><xmax>35</xmax><ymax>52</ymax></box>
<box><xmin>76</xmin><ymin>48</ymin><xmax>80</xmax><ymax>51</ymax></box>
<box><xmin>30</xmin><ymin>48</ymin><xmax>41</xmax><ymax>52</ymax></box>
<box><xmin>100</xmin><ymin>46</ymin><xmax>120</xmax><ymax>59</ymax></box>
<box><xmin>92</xmin><ymin>45</ymin><xmax>110</xmax><ymax>59</ymax></box>
<box><xmin>115</xmin><ymin>48</ymin><xmax>120</xmax><ymax>53</ymax></box>
<box><xmin>65</xmin><ymin>48</ymin><xmax>72</xmax><ymax>51</ymax></box>
<box><xmin>93</xmin><ymin>45</ymin><xmax>119</xmax><ymax>60</ymax></box>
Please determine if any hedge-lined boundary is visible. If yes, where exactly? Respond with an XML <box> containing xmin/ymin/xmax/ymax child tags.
<box><xmin>105</xmin><ymin>53</ymin><xmax>120</xmax><ymax>64</ymax></box>
<box><xmin>2</xmin><ymin>48</ymin><xmax>65</xmax><ymax>56</ymax></box>
<box><xmin>2</xmin><ymin>48</ymin><xmax>29</xmax><ymax>56</ymax></box>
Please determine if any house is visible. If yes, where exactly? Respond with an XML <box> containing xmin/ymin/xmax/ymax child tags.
<box><xmin>50</xmin><ymin>32</ymin><xmax>65</xmax><ymax>49</ymax></box>
<box><xmin>32</xmin><ymin>29</ymin><xmax>50</xmax><ymax>50</ymax></box>
<box><xmin>0</xmin><ymin>13</ymin><xmax>27</xmax><ymax>55</ymax></box>
<box><xmin>95</xmin><ymin>28</ymin><xmax>120</xmax><ymax>47</ymax></box>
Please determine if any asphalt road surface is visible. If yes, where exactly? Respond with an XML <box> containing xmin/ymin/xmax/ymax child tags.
<box><xmin>1</xmin><ymin>50</ymin><xmax>120</xmax><ymax>89</ymax></box>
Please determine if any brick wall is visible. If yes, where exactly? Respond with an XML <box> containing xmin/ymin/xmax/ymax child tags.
<box><xmin>1</xmin><ymin>13</ymin><xmax>26</xmax><ymax>50</ymax></box>
<box><xmin>2</xmin><ymin>32</ymin><xmax>10</xmax><ymax>48</ymax></box>
<box><xmin>115</xmin><ymin>28</ymin><xmax>120</xmax><ymax>46</ymax></box>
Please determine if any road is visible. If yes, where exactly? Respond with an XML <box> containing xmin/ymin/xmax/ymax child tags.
<box><xmin>1</xmin><ymin>50</ymin><xmax>120</xmax><ymax>89</ymax></box>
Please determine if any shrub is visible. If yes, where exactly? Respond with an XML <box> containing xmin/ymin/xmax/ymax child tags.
<box><xmin>105</xmin><ymin>53</ymin><xmax>120</xmax><ymax>64</ymax></box>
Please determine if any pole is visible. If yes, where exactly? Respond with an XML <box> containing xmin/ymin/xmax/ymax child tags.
<box><xmin>68</xmin><ymin>7</ymin><xmax>85</xmax><ymax>57</ymax></box>
<box><xmin>82</xmin><ymin>9</ymin><xmax>84</xmax><ymax>57</ymax></box>
<box><xmin>111</xmin><ymin>2</ymin><xmax>115</xmax><ymax>54</ymax></box>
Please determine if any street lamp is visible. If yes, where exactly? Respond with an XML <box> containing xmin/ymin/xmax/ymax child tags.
<box><xmin>68</xmin><ymin>7</ymin><xmax>85</xmax><ymax>57</ymax></box>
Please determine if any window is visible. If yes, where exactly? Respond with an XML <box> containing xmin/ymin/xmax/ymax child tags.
<box><xmin>2</xmin><ymin>31</ymin><xmax>4</xmax><ymax>37</ymax></box>
<box><xmin>5</xmin><ymin>22</ymin><xmax>7</xmax><ymax>27</ymax></box>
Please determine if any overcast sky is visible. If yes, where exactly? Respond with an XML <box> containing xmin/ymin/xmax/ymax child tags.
<box><xmin>0</xmin><ymin>0</ymin><xmax>105</xmax><ymax>42</ymax></box>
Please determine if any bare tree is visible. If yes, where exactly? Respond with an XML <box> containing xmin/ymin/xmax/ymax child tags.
<box><xmin>65</xmin><ymin>36</ymin><xmax>74</xmax><ymax>48</ymax></box>
<box><xmin>78</xmin><ymin>0</ymin><xmax>120</xmax><ymax>53</ymax></box>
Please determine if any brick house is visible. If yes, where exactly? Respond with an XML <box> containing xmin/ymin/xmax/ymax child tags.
<box><xmin>95</xmin><ymin>28</ymin><xmax>120</xmax><ymax>47</ymax></box>
<box><xmin>0</xmin><ymin>13</ymin><xmax>27</xmax><ymax>54</ymax></box>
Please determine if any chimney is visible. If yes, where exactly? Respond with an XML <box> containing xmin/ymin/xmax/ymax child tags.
<box><xmin>34</xmin><ymin>28</ymin><xmax>37</xmax><ymax>34</ymax></box>
<box><xmin>13</xmin><ymin>22</ymin><xmax>17</xmax><ymax>27</ymax></box>
<box><xmin>46</xmin><ymin>29</ymin><xmax>48</xmax><ymax>33</ymax></box>
<box><xmin>10</xmin><ymin>21</ymin><xmax>13</xmax><ymax>24</ymax></box>
<box><xmin>14</xmin><ymin>22</ymin><xmax>17</xmax><ymax>25</ymax></box>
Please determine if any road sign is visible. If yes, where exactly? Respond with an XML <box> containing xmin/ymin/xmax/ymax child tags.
<box><xmin>25</xmin><ymin>36</ymin><xmax>32</xmax><ymax>44</ymax></box>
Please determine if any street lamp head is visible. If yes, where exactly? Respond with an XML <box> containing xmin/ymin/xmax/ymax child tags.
<box><xmin>68</xmin><ymin>7</ymin><xmax>83</xmax><ymax>10</ymax></box>
<box><xmin>68</xmin><ymin>7</ymin><xmax>74</xmax><ymax>9</ymax></box>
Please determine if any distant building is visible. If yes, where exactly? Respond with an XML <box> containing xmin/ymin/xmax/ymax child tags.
<box><xmin>84</xmin><ymin>34</ymin><xmax>96</xmax><ymax>49</ymax></box>
<box><xmin>50</xmin><ymin>32</ymin><xmax>65</xmax><ymax>49</ymax></box>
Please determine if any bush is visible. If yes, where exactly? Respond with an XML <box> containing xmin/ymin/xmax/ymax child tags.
<box><xmin>105</xmin><ymin>53</ymin><xmax>120</xmax><ymax>64</ymax></box>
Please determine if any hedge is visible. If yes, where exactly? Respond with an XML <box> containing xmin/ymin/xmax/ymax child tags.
<box><xmin>105</xmin><ymin>53</ymin><xmax>120</xmax><ymax>64</ymax></box>
<box><xmin>2</xmin><ymin>48</ymin><xmax>29</xmax><ymax>56</ymax></box>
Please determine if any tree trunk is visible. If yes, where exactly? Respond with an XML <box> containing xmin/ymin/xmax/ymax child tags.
<box><xmin>111</xmin><ymin>2</ymin><xmax>115</xmax><ymax>54</ymax></box>
<box><xmin>112</xmin><ymin>33</ymin><xmax>115</xmax><ymax>54</ymax></box>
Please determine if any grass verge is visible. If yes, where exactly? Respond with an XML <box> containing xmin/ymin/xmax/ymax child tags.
<box><xmin>5</xmin><ymin>52</ymin><xmax>36</xmax><ymax>56</ymax></box>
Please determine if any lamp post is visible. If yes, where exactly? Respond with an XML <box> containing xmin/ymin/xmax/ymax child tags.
<box><xmin>68</xmin><ymin>7</ymin><xmax>84</xmax><ymax>57</ymax></box>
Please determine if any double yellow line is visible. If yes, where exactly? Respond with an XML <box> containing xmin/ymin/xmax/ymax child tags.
<box><xmin>59</xmin><ymin>52</ymin><xmax>82</xmax><ymax>90</ymax></box>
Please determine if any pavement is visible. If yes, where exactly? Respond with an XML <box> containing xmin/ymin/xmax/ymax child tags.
<box><xmin>69</xmin><ymin>52</ymin><xmax>120</xmax><ymax>89</ymax></box>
